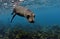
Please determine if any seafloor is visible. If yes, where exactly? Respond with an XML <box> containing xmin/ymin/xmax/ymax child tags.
<box><xmin>0</xmin><ymin>24</ymin><xmax>60</xmax><ymax>39</ymax></box>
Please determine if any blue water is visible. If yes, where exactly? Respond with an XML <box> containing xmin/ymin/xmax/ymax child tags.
<box><xmin>0</xmin><ymin>0</ymin><xmax>60</xmax><ymax>28</ymax></box>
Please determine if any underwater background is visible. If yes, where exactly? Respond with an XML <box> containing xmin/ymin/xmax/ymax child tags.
<box><xmin>0</xmin><ymin>0</ymin><xmax>60</xmax><ymax>39</ymax></box>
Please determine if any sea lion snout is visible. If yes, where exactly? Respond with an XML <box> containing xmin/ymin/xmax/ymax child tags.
<box><xmin>29</xmin><ymin>21</ymin><xmax>34</xmax><ymax>23</ymax></box>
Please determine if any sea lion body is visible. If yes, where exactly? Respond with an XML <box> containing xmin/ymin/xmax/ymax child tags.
<box><xmin>11</xmin><ymin>6</ymin><xmax>35</xmax><ymax>23</ymax></box>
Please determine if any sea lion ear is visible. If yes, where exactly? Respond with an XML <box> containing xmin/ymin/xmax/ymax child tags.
<box><xmin>33</xmin><ymin>14</ymin><xmax>35</xmax><ymax>17</ymax></box>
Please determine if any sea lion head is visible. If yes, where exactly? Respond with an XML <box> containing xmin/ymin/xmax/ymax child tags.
<box><xmin>26</xmin><ymin>13</ymin><xmax>35</xmax><ymax>23</ymax></box>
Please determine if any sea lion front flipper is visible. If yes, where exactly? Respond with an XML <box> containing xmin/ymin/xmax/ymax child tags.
<box><xmin>11</xmin><ymin>14</ymin><xmax>16</xmax><ymax>23</ymax></box>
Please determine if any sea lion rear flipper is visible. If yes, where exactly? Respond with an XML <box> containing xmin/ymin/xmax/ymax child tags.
<box><xmin>11</xmin><ymin>14</ymin><xmax>16</xmax><ymax>23</ymax></box>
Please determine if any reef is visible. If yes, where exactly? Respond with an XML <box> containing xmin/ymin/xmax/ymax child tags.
<box><xmin>0</xmin><ymin>25</ymin><xmax>60</xmax><ymax>39</ymax></box>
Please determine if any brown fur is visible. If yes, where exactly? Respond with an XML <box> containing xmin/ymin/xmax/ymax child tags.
<box><xmin>11</xmin><ymin>6</ymin><xmax>35</xmax><ymax>23</ymax></box>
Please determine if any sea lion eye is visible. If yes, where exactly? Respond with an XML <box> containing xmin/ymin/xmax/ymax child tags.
<box><xmin>27</xmin><ymin>15</ymin><xmax>30</xmax><ymax>19</ymax></box>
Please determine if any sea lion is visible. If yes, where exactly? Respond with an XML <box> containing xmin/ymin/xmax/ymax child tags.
<box><xmin>11</xmin><ymin>6</ymin><xmax>35</xmax><ymax>23</ymax></box>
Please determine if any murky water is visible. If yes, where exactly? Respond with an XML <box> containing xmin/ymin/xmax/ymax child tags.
<box><xmin>0</xmin><ymin>0</ymin><xmax>60</xmax><ymax>27</ymax></box>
